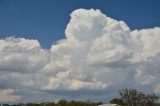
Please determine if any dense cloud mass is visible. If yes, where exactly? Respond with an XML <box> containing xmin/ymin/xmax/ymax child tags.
<box><xmin>0</xmin><ymin>9</ymin><xmax>160</xmax><ymax>102</ymax></box>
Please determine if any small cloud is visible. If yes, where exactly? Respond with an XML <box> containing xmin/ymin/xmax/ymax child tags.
<box><xmin>0</xmin><ymin>88</ymin><xmax>22</xmax><ymax>102</ymax></box>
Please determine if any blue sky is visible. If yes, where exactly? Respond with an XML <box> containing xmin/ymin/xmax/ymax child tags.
<box><xmin>0</xmin><ymin>0</ymin><xmax>160</xmax><ymax>48</ymax></box>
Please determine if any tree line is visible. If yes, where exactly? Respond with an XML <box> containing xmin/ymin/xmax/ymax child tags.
<box><xmin>1</xmin><ymin>88</ymin><xmax>160</xmax><ymax>106</ymax></box>
<box><xmin>110</xmin><ymin>88</ymin><xmax>160</xmax><ymax>106</ymax></box>
<box><xmin>1</xmin><ymin>100</ymin><xmax>99</xmax><ymax>106</ymax></box>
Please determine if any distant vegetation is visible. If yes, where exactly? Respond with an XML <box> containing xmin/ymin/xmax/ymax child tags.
<box><xmin>110</xmin><ymin>88</ymin><xmax>160</xmax><ymax>106</ymax></box>
<box><xmin>2</xmin><ymin>100</ymin><xmax>99</xmax><ymax>106</ymax></box>
<box><xmin>1</xmin><ymin>88</ymin><xmax>160</xmax><ymax>106</ymax></box>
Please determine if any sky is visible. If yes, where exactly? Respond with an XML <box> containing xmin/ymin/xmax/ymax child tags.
<box><xmin>0</xmin><ymin>0</ymin><xmax>160</xmax><ymax>48</ymax></box>
<box><xmin>0</xmin><ymin>0</ymin><xmax>160</xmax><ymax>103</ymax></box>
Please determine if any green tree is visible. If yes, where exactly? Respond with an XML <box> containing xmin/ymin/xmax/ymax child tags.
<box><xmin>117</xmin><ymin>88</ymin><xmax>160</xmax><ymax>106</ymax></box>
<box><xmin>3</xmin><ymin>104</ymin><xmax>10</xmax><ymax>106</ymax></box>
<box><xmin>110</xmin><ymin>98</ymin><xmax>124</xmax><ymax>105</ymax></box>
<box><xmin>58</xmin><ymin>100</ymin><xmax>68</xmax><ymax>106</ymax></box>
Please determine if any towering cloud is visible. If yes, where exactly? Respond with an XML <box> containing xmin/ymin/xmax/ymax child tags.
<box><xmin>0</xmin><ymin>9</ymin><xmax>160</xmax><ymax>102</ymax></box>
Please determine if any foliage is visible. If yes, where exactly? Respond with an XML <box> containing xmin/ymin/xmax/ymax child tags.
<box><xmin>110</xmin><ymin>88</ymin><xmax>160</xmax><ymax>106</ymax></box>
<box><xmin>110</xmin><ymin>98</ymin><xmax>124</xmax><ymax>105</ymax></box>
<box><xmin>1</xmin><ymin>100</ymin><xmax>97</xmax><ymax>106</ymax></box>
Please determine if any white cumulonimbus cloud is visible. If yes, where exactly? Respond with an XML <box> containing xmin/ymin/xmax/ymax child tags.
<box><xmin>0</xmin><ymin>9</ymin><xmax>160</xmax><ymax>102</ymax></box>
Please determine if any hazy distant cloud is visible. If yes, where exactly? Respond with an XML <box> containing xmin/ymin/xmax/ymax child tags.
<box><xmin>0</xmin><ymin>88</ymin><xmax>21</xmax><ymax>102</ymax></box>
<box><xmin>155</xmin><ymin>83</ymin><xmax>160</xmax><ymax>94</ymax></box>
<box><xmin>0</xmin><ymin>9</ymin><xmax>160</xmax><ymax>102</ymax></box>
